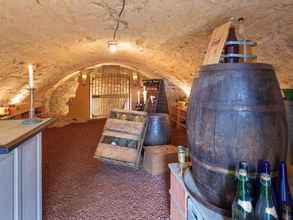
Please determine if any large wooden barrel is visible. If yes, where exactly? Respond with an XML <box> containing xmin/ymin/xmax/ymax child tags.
<box><xmin>144</xmin><ymin>113</ymin><xmax>171</xmax><ymax>146</ymax></box>
<box><xmin>187</xmin><ymin>63</ymin><xmax>288</xmax><ymax>211</ymax></box>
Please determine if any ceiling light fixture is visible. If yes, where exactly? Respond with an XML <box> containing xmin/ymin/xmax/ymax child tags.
<box><xmin>108</xmin><ymin>0</ymin><xmax>126</xmax><ymax>53</ymax></box>
<box><xmin>108</xmin><ymin>40</ymin><xmax>118</xmax><ymax>53</ymax></box>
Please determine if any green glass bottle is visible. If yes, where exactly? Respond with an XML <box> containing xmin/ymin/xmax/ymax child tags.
<box><xmin>232</xmin><ymin>169</ymin><xmax>255</xmax><ymax>220</ymax></box>
<box><xmin>255</xmin><ymin>173</ymin><xmax>279</xmax><ymax>220</ymax></box>
<box><xmin>238</xmin><ymin>161</ymin><xmax>256</xmax><ymax>205</ymax></box>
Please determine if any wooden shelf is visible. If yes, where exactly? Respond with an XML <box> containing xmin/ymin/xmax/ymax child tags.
<box><xmin>92</xmin><ymin>94</ymin><xmax>129</xmax><ymax>98</ymax></box>
<box><xmin>0</xmin><ymin>106</ymin><xmax>44</xmax><ymax>120</ymax></box>
<box><xmin>174</xmin><ymin>105</ymin><xmax>187</xmax><ymax>128</ymax></box>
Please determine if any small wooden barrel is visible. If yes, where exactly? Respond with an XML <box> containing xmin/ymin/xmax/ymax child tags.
<box><xmin>144</xmin><ymin>113</ymin><xmax>171</xmax><ymax>146</ymax></box>
<box><xmin>187</xmin><ymin>63</ymin><xmax>288</xmax><ymax>211</ymax></box>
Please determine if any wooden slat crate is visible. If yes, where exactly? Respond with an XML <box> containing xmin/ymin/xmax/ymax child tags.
<box><xmin>104</xmin><ymin>119</ymin><xmax>145</xmax><ymax>135</ymax></box>
<box><xmin>94</xmin><ymin>109</ymin><xmax>148</xmax><ymax>168</ymax></box>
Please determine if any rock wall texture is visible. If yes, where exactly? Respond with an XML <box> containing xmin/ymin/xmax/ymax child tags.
<box><xmin>0</xmin><ymin>0</ymin><xmax>293</xmax><ymax>107</ymax></box>
<box><xmin>49</xmin><ymin>74</ymin><xmax>79</xmax><ymax>115</ymax></box>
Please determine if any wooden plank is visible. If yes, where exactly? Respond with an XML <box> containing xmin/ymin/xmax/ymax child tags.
<box><xmin>103</xmin><ymin>130</ymin><xmax>140</xmax><ymax>141</ymax></box>
<box><xmin>134</xmin><ymin>116</ymin><xmax>149</xmax><ymax>167</ymax></box>
<box><xmin>111</xmin><ymin>108</ymin><xmax>147</xmax><ymax>116</ymax></box>
<box><xmin>94</xmin><ymin>143</ymin><xmax>138</xmax><ymax>163</ymax></box>
<box><xmin>105</xmin><ymin>119</ymin><xmax>145</xmax><ymax>135</ymax></box>
<box><xmin>202</xmin><ymin>22</ymin><xmax>231</xmax><ymax>65</ymax></box>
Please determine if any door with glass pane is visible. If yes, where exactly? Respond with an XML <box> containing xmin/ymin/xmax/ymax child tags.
<box><xmin>91</xmin><ymin>65</ymin><xmax>131</xmax><ymax>118</ymax></box>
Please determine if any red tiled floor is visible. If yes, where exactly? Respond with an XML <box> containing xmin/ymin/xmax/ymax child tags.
<box><xmin>43</xmin><ymin>119</ymin><xmax>187</xmax><ymax>220</ymax></box>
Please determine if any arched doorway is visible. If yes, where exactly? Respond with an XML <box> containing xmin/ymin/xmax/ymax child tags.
<box><xmin>89</xmin><ymin>64</ymin><xmax>144</xmax><ymax>118</ymax></box>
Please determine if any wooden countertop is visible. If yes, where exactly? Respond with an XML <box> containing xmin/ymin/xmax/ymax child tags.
<box><xmin>0</xmin><ymin>118</ymin><xmax>55</xmax><ymax>154</ymax></box>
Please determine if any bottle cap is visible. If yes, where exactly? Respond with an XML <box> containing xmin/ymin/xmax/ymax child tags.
<box><xmin>239</xmin><ymin>169</ymin><xmax>248</xmax><ymax>177</ymax></box>
<box><xmin>239</xmin><ymin>161</ymin><xmax>248</xmax><ymax>170</ymax></box>
<box><xmin>262</xmin><ymin>160</ymin><xmax>270</xmax><ymax>174</ymax></box>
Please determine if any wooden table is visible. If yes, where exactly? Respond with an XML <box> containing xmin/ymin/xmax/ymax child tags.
<box><xmin>0</xmin><ymin>118</ymin><xmax>54</xmax><ymax>220</ymax></box>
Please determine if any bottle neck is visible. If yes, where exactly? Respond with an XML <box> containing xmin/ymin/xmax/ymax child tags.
<box><xmin>260</xmin><ymin>180</ymin><xmax>272</xmax><ymax>202</ymax></box>
<box><xmin>237</xmin><ymin>176</ymin><xmax>248</xmax><ymax>200</ymax></box>
<box><xmin>279</xmin><ymin>164</ymin><xmax>291</xmax><ymax>203</ymax></box>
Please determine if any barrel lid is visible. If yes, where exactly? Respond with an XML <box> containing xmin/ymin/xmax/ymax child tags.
<box><xmin>199</xmin><ymin>63</ymin><xmax>274</xmax><ymax>72</ymax></box>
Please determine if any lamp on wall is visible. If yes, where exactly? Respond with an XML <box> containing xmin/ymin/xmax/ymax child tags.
<box><xmin>81</xmin><ymin>73</ymin><xmax>87</xmax><ymax>85</ymax></box>
<box><xmin>133</xmin><ymin>72</ymin><xmax>138</xmax><ymax>80</ymax></box>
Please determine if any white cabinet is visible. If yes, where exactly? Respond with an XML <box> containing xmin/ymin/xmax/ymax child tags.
<box><xmin>0</xmin><ymin>134</ymin><xmax>42</xmax><ymax>220</ymax></box>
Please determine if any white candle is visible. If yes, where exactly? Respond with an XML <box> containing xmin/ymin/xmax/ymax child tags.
<box><xmin>143</xmin><ymin>87</ymin><xmax>147</xmax><ymax>104</ymax></box>
<box><xmin>137</xmin><ymin>91</ymin><xmax>140</xmax><ymax>104</ymax></box>
<box><xmin>150</xmin><ymin>95</ymin><xmax>155</xmax><ymax>104</ymax></box>
<box><xmin>28</xmin><ymin>64</ymin><xmax>34</xmax><ymax>88</ymax></box>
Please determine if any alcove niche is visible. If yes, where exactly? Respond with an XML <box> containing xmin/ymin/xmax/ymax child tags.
<box><xmin>46</xmin><ymin>63</ymin><xmax>186</xmax><ymax>120</ymax></box>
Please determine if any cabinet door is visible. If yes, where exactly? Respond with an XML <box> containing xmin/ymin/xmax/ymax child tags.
<box><xmin>0</xmin><ymin>153</ymin><xmax>14</xmax><ymax>220</ymax></box>
<box><xmin>187</xmin><ymin>198</ymin><xmax>206</xmax><ymax>220</ymax></box>
<box><xmin>21</xmin><ymin>134</ymin><xmax>42</xmax><ymax>220</ymax></box>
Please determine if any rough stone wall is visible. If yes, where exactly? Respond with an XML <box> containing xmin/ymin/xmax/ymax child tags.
<box><xmin>0</xmin><ymin>1</ymin><xmax>293</xmax><ymax>107</ymax></box>
<box><xmin>49</xmin><ymin>75</ymin><xmax>79</xmax><ymax>115</ymax></box>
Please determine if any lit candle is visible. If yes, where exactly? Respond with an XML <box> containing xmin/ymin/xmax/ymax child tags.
<box><xmin>137</xmin><ymin>91</ymin><xmax>140</xmax><ymax>104</ymax></box>
<box><xmin>143</xmin><ymin>86</ymin><xmax>147</xmax><ymax>104</ymax></box>
<box><xmin>28</xmin><ymin>64</ymin><xmax>34</xmax><ymax>88</ymax></box>
<box><xmin>150</xmin><ymin>96</ymin><xmax>155</xmax><ymax>104</ymax></box>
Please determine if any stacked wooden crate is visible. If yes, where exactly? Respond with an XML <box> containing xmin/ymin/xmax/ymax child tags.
<box><xmin>94</xmin><ymin>109</ymin><xmax>148</xmax><ymax>168</ymax></box>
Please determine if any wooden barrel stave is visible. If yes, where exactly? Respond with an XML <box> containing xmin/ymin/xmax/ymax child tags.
<box><xmin>187</xmin><ymin>63</ymin><xmax>287</xmax><ymax>211</ymax></box>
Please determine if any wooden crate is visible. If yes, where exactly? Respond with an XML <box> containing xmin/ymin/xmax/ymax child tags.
<box><xmin>143</xmin><ymin>145</ymin><xmax>177</xmax><ymax>175</ymax></box>
<box><xmin>94</xmin><ymin>109</ymin><xmax>148</xmax><ymax>168</ymax></box>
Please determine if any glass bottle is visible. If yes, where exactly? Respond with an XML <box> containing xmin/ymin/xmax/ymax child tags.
<box><xmin>255</xmin><ymin>173</ymin><xmax>279</xmax><ymax>220</ymax></box>
<box><xmin>262</xmin><ymin>160</ymin><xmax>271</xmax><ymax>174</ymax></box>
<box><xmin>257</xmin><ymin>161</ymin><xmax>271</xmax><ymax>196</ymax></box>
<box><xmin>277</xmin><ymin>161</ymin><xmax>292</xmax><ymax>220</ymax></box>
<box><xmin>224</xmin><ymin>26</ymin><xmax>240</xmax><ymax>63</ymax></box>
<box><xmin>238</xmin><ymin>161</ymin><xmax>255</xmax><ymax>205</ymax></box>
<box><xmin>232</xmin><ymin>169</ymin><xmax>255</xmax><ymax>220</ymax></box>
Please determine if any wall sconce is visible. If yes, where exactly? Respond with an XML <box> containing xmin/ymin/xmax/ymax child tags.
<box><xmin>133</xmin><ymin>73</ymin><xmax>138</xmax><ymax>80</ymax></box>
<box><xmin>81</xmin><ymin>73</ymin><xmax>87</xmax><ymax>85</ymax></box>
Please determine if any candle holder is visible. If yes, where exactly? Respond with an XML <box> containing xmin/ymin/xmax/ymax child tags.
<box><xmin>135</xmin><ymin>102</ymin><xmax>145</xmax><ymax>111</ymax></box>
<box><xmin>22</xmin><ymin>88</ymin><xmax>42</xmax><ymax>125</ymax></box>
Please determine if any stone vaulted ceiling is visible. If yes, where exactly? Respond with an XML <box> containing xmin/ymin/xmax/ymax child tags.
<box><xmin>0</xmin><ymin>0</ymin><xmax>293</xmax><ymax>105</ymax></box>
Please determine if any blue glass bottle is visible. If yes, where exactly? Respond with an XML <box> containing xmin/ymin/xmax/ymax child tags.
<box><xmin>257</xmin><ymin>161</ymin><xmax>271</xmax><ymax>197</ymax></box>
<box><xmin>277</xmin><ymin>161</ymin><xmax>292</xmax><ymax>220</ymax></box>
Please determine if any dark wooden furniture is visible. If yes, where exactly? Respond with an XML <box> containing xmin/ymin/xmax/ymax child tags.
<box><xmin>143</xmin><ymin>79</ymin><xmax>169</xmax><ymax>113</ymax></box>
